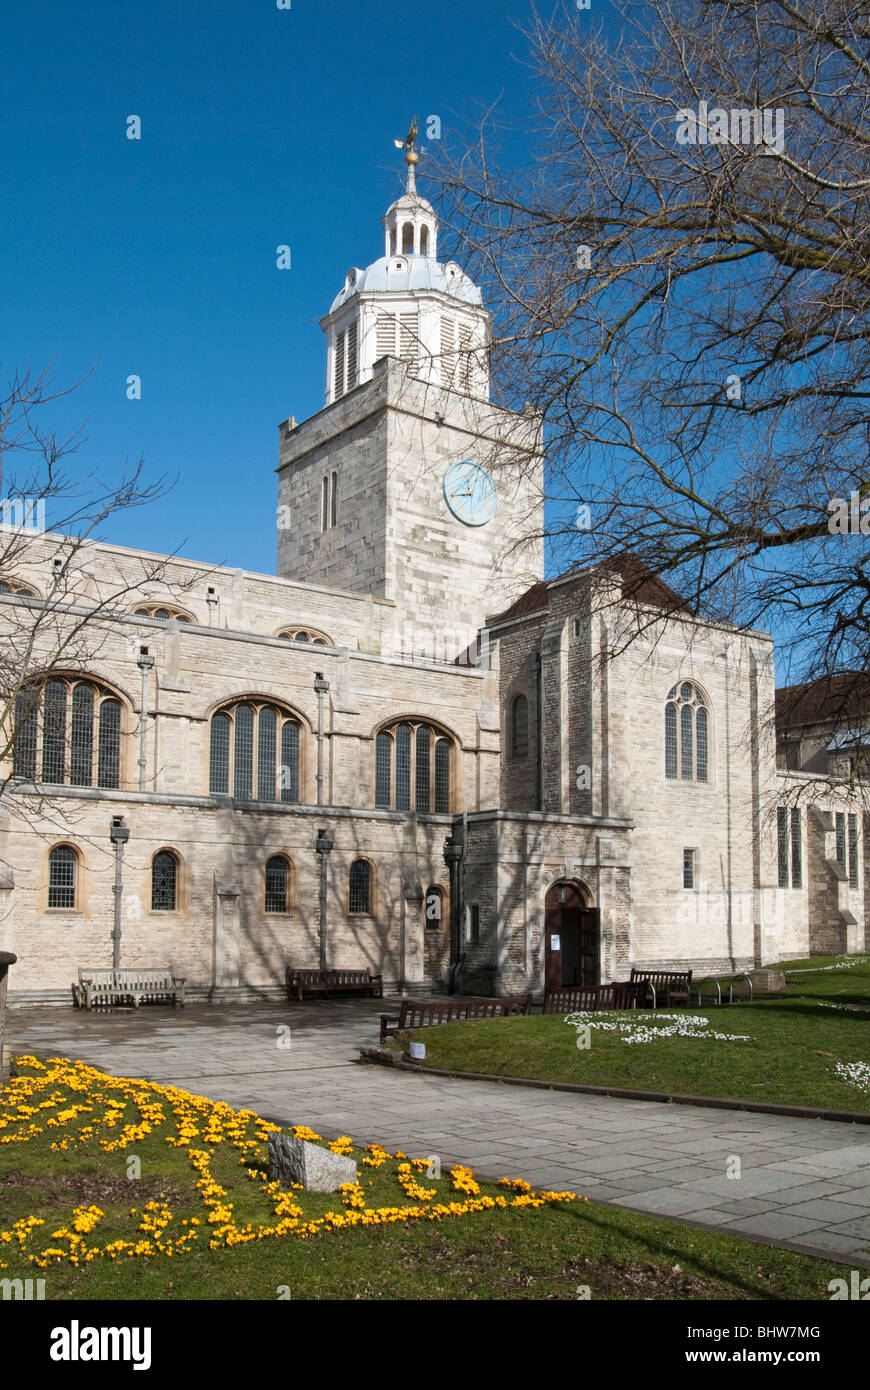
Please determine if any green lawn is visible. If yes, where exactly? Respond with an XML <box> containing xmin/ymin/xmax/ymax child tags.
<box><xmin>0</xmin><ymin>1053</ymin><xmax>853</xmax><ymax>1300</ymax></box>
<box><xmin>393</xmin><ymin>954</ymin><xmax>870</xmax><ymax>1112</ymax></box>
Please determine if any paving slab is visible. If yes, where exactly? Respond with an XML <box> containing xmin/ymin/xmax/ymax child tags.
<box><xmin>7</xmin><ymin>997</ymin><xmax>870</xmax><ymax>1265</ymax></box>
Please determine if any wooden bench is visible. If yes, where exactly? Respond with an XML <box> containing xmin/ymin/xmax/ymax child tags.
<box><xmin>629</xmin><ymin>968</ymin><xmax>693</xmax><ymax>1008</ymax></box>
<box><xmin>286</xmin><ymin>968</ymin><xmax>383</xmax><ymax>1002</ymax></box>
<box><xmin>380</xmin><ymin>994</ymin><xmax>532</xmax><ymax>1044</ymax></box>
<box><xmin>543</xmin><ymin>981</ymin><xmax>647</xmax><ymax>1014</ymax></box>
<box><xmin>72</xmin><ymin>967</ymin><xmax>185</xmax><ymax>1010</ymax></box>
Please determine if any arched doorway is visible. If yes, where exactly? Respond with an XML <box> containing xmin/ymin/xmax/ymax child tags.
<box><xmin>544</xmin><ymin>881</ymin><xmax>600</xmax><ymax>992</ymax></box>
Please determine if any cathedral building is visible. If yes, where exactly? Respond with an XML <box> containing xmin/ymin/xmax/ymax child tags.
<box><xmin>1</xmin><ymin>152</ymin><xmax>866</xmax><ymax>1004</ymax></box>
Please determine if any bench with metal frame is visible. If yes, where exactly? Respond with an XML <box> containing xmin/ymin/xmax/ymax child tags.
<box><xmin>629</xmin><ymin>968</ymin><xmax>694</xmax><ymax>1008</ymax></box>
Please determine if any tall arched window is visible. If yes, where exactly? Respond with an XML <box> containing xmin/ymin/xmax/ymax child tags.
<box><xmin>402</xmin><ymin>221</ymin><xmax>414</xmax><ymax>254</ymax></box>
<box><xmin>420</xmin><ymin>225</ymin><xmax>429</xmax><ymax>257</ymax></box>
<box><xmin>330</xmin><ymin>471</ymin><xmax>338</xmax><ymax>527</ymax></box>
<box><xmin>151</xmin><ymin>851</ymin><xmax>178</xmax><ymax>911</ymax></box>
<box><xmin>209</xmin><ymin>701</ymin><xmax>302</xmax><ymax>803</ymax></box>
<box><xmin>349</xmin><ymin>859</ymin><xmax>371</xmax><ymax>914</ymax></box>
<box><xmin>48</xmin><ymin>845</ymin><xmax>77</xmax><ymax>909</ymax></box>
<box><xmin>373</xmin><ymin>721</ymin><xmax>454</xmax><ymax>812</ymax></box>
<box><xmin>13</xmin><ymin>678</ymin><xmax>124</xmax><ymax>788</ymax></box>
<box><xmin>265</xmin><ymin>855</ymin><xmax>290</xmax><ymax>913</ymax></box>
<box><xmin>510</xmin><ymin>694</ymin><xmax>529</xmax><ymax>758</ymax></box>
<box><xmin>665</xmin><ymin>682</ymin><xmax>709</xmax><ymax>782</ymax></box>
<box><xmin>321</xmin><ymin>476</ymin><xmax>329</xmax><ymax>531</ymax></box>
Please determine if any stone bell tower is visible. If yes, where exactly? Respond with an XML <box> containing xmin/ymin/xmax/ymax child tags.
<box><xmin>276</xmin><ymin>125</ymin><xmax>544</xmax><ymax>657</ymax></box>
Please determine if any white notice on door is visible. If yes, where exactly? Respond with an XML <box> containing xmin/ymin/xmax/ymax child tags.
<box><xmin>550</xmin><ymin>934</ymin><xmax>560</xmax><ymax>950</ymax></box>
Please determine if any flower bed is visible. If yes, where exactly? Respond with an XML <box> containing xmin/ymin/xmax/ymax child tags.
<box><xmin>564</xmin><ymin>1011</ymin><xmax>751</xmax><ymax>1046</ymax></box>
<box><xmin>0</xmin><ymin>1056</ymin><xmax>580</xmax><ymax>1270</ymax></box>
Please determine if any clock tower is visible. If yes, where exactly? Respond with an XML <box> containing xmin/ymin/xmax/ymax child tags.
<box><xmin>276</xmin><ymin>135</ymin><xmax>544</xmax><ymax>658</ymax></box>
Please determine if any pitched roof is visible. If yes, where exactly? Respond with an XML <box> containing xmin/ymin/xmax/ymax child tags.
<box><xmin>775</xmin><ymin>671</ymin><xmax>870</xmax><ymax>729</ymax></box>
<box><xmin>487</xmin><ymin>556</ymin><xmax>692</xmax><ymax>627</ymax></box>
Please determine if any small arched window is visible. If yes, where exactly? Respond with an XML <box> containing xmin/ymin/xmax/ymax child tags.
<box><xmin>151</xmin><ymin>851</ymin><xmax>178</xmax><ymax>911</ymax></box>
<box><xmin>420</xmin><ymin>225</ymin><xmax>429</xmax><ymax>257</ymax></box>
<box><xmin>265</xmin><ymin>855</ymin><xmax>289</xmax><ymax>913</ymax></box>
<box><xmin>402</xmin><ymin>221</ymin><xmax>414</xmax><ymax>254</ymax></box>
<box><xmin>48</xmin><ymin>845</ymin><xmax>77</xmax><ymax>909</ymax></box>
<box><xmin>349</xmin><ymin>859</ymin><xmax>371</xmax><ymax>914</ymax></box>
<box><xmin>665</xmin><ymin>682</ymin><xmax>708</xmax><ymax>782</ymax></box>
<box><xmin>511</xmin><ymin>694</ymin><xmax>529</xmax><ymax>759</ymax></box>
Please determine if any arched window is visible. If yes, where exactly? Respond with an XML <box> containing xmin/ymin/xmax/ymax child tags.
<box><xmin>331</xmin><ymin>471</ymin><xmax>338</xmax><ymax>527</ymax></box>
<box><xmin>420</xmin><ymin>225</ymin><xmax>429</xmax><ymax>257</ymax></box>
<box><xmin>373</xmin><ymin>721</ymin><xmax>454</xmax><ymax>812</ymax></box>
<box><xmin>265</xmin><ymin>855</ymin><xmax>290</xmax><ymax>913</ymax></box>
<box><xmin>209</xmin><ymin>701</ymin><xmax>302</xmax><ymax>803</ymax></box>
<box><xmin>133</xmin><ymin>604</ymin><xmax>194</xmax><ymax>622</ymax></box>
<box><xmin>349</xmin><ymin>859</ymin><xmax>371</xmax><ymax>914</ymax></box>
<box><xmin>48</xmin><ymin>845</ymin><xmax>77</xmax><ymax>909</ymax></box>
<box><xmin>665</xmin><ymin>682</ymin><xmax>709</xmax><ymax>782</ymax></box>
<box><xmin>321</xmin><ymin>476</ymin><xmax>329</xmax><ymax>531</ymax></box>
<box><xmin>510</xmin><ymin>694</ymin><xmax>529</xmax><ymax>759</ymax></box>
<box><xmin>13</xmin><ymin>678</ymin><xmax>124</xmax><ymax>789</ymax></box>
<box><xmin>402</xmin><ymin>221</ymin><xmax>414</xmax><ymax>254</ymax></box>
<box><xmin>151</xmin><ymin>851</ymin><xmax>178</xmax><ymax>911</ymax></box>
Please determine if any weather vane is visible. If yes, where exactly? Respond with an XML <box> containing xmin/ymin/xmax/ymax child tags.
<box><xmin>394</xmin><ymin>117</ymin><xmax>421</xmax><ymax>192</ymax></box>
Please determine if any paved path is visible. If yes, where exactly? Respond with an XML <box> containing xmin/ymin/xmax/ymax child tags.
<box><xmin>7</xmin><ymin>999</ymin><xmax>870</xmax><ymax>1267</ymax></box>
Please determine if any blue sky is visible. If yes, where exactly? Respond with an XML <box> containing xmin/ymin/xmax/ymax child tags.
<box><xmin>2</xmin><ymin>0</ymin><xmax>555</xmax><ymax>572</ymax></box>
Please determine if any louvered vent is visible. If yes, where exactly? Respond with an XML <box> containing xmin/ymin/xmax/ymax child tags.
<box><xmin>399</xmin><ymin>313</ymin><xmax>418</xmax><ymax>370</ymax></box>
<box><xmin>457</xmin><ymin>322</ymin><xmax>473</xmax><ymax>388</ymax></box>
<box><xmin>346</xmin><ymin>321</ymin><xmax>357</xmax><ymax>389</ymax></box>
<box><xmin>334</xmin><ymin>330</ymin><xmax>345</xmax><ymax>399</ymax></box>
<box><xmin>440</xmin><ymin>316</ymin><xmax>455</xmax><ymax>386</ymax></box>
<box><xmin>376</xmin><ymin>313</ymin><xmax>395</xmax><ymax>360</ymax></box>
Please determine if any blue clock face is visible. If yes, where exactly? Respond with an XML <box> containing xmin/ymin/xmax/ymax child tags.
<box><xmin>443</xmin><ymin>461</ymin><xmax>497</xmax><ymax>527</ymax></box>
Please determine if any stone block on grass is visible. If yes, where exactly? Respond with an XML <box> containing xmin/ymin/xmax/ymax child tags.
<box><xmin>268</xmin><ymin>1132</ymin><xmax>358</xmax><ymax>1192</ymax></box>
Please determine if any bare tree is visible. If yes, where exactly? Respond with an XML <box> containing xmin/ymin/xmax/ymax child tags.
<box><xmin>0</xmin><ymin>362</ymin><xmax>201</xmax><ymax>825</ymax></box>
<box><xmin>430</xmin><ymin>0</ymin><xmax>870</xmax><ymax>742</ymax></box>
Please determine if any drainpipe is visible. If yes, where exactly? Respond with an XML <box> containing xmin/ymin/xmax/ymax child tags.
<box><xmin>314</xmin><ymin>672</ymin><xmax>329</xmax><ymax>805</ymax></box>
<box><xmin>443</xmin><ymin>833</ymin><xmax>464</xmax><ymax>994</ymax></box>
<box><xmin>534</xmin><ymin>652</ymin><xmax>543</xmax><ymax>810</ymax></box>
<box><xmin>137</xmin><ymin>647</ymin><xmax>154</xmax><ymax>792</ymax></box>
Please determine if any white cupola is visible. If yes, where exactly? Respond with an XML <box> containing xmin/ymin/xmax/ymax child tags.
<box><xmin>320</xmin><ymin>128</ymin><xmax>491</xmax><ymax>406</ymax></box>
